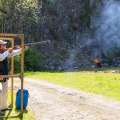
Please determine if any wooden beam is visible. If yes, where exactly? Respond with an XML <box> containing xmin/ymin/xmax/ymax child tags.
<box><xmin>20</xmin><ymin>34</ymin><xmax>24</xmax><ymax>115</ymax></box>
<box><xmin>0</xmin><ymin>33</ymin><xmax>24</xmax><ymax>40</ymax></box>
<box><xmin>0</xmin><ymin>74</ymin><xmax>21</xmax><ymax>78</ymax></box>
<box><xmin>11</xmin><ymin>39</ymin><xmax>14</xmax><ymax>107</ymax></box>
<box><xmin>0</xmin><ymin>37</ymin><xmax>14</xmax><ymax>40</ymax></box>
<box><xmin>0</xmin><ymin>33</ymin><xmax>18</xmax><ymax>37</ymax></box>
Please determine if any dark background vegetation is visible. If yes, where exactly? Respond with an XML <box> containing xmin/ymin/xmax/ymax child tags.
<box><xmin>0</xmin><ymin>0</ymin><xmax>120</xmax><ymax>71</ymax></box>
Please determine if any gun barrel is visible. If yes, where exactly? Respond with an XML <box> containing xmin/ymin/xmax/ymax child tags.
<box><xmin>24</xmin><ymin>40</ymin><xmax>50</xmax><ymax>46</ymax></box>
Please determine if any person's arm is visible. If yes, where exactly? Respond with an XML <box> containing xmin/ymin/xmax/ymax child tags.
<box><xmin>9</xmin><ymin>48</ymin><xmax>21</xmax><ymax>57</ymax></box>
<box><xmin>0</xmin><ymin>51</ymin><xmax>9</xmax><ymax>61</ymax></box>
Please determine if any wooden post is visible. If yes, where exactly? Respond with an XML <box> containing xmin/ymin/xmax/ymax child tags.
<box><xmin>11</xmin><ymin>39</ymin><xmax>14</xmax><ymax>108</ymax></box>
<box><xmin>20</xmin><ymin>34</ymin><xmax>24</xmax><ymax>115</ymax></box>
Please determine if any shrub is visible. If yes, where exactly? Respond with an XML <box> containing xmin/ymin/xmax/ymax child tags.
<box><xmin>14</xmin><ymin>48</ymin><xmax>44</xmax><ymax>72</ymax></box>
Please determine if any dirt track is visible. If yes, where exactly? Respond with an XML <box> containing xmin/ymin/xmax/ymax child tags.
<box><xmin>14</xmin><ymin>78</ymin><xmax>120</xmax><ymax>120</ymax></box>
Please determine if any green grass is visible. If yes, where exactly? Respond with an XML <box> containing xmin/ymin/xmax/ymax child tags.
<box><xmin>25</xmin><ymin>70</ymin><xmax>120</xmax><ymax>101</ymax></box>
<box><xmin>1</xmin><ymin>92</ymin><xmax>35</xmax><ymax>120</ymax></box>
<box><xmin>4</xmin><ymin>108</ymin><xmax>35</xmax><ymax>120</ymax></box>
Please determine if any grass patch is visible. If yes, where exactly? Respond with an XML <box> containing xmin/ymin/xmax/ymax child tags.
<box><xmin>3</xmin><ymin>108</ymin><xmax>35</xmax><ymax>120</ymax></box>
<box><xmin>1</xmin><ymin>92</ymin><xmax>35</xmax><ymax>120</ymax></box>
<box><xmin>25</xmin><ymin>70</ymin><xmax>120</xmax><ymax>101</ymax></box>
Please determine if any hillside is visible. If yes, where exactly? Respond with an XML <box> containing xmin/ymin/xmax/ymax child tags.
<box><xmin>0</xmin><ymin>0</ymin><xmax>120</xmax><ymax>70</ymax></box>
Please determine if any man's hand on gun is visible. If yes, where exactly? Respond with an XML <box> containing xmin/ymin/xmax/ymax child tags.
<box><xmin>0</xmin><ymin>76</ymin><xmax>3</xmax><ymax>81</ymax></box>
<box><xmin>8</xmin><ymin>48</ymin><xmax>13</xmax><ymax>53</ymax></box>
<box><xmin>8</xmin><ymin>46</ymin><xmax>22</xmax><ymax>53</ymax></box>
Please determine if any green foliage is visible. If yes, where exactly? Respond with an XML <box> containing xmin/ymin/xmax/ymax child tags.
<box><xmin>14</xmin><ymin>55</ymin><xmax>20</xmax><ymax>73</ymax></box>
<box><xmin>0</xmin><ymin>0</ymin><xmax>40</xmax><ymax>33</ymax></box>
<box><xmin>80</xmin><ymin>0</ymin><xmax>92</xmax><ymax>30</ymax></box>
<box><xmin>45</xmin><ymin>0</ymin><xmax>57</xmax><ymax>8</ymax></box>
<box><xmin>1</xmin><ymin>0</ymin><xmax>120</xmax><ymax>69</ymax></box>
<box><xmin>15</xmin><ymin>48</ymin><xmax>45</xmax><ymax>72</ymax></box>
<box><xmin>25</xmin><ymin>48</ymin><xmax>44</xmax><ymax>71</ymax></box>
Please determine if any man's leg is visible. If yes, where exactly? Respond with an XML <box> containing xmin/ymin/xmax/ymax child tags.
<box><xmin>0</xmin><ymin>83</ymin><xmax>3</xmax><ymax>113</ymax></box>
<box><xmin>2</xmin><ymin>80</ymin><xmax>8</xmax><ymax>109</ymax></box>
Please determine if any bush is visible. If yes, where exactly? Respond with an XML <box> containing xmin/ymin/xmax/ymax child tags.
<box><xmin>14</xmin><ymin>48</ymin><xmax>44</xmax><ymax>72</ymax></box>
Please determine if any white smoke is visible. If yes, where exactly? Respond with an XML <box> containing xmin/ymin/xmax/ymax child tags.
<box><xmin>64</xmin><ymin>49</ymin><xmax>77</xmax><ymax>70</ymax></box>
<box><xmin>64</xmin><ymin>0</ymin><xmax>120</xmax><ymax>70</ymax></box>
<box><xmin>95</xmin><ymin>0</ymin><xmax>120</xmax><ymax>56</ymax></box>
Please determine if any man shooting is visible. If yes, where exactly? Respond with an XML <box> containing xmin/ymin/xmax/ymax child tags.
<box><xmin>0</xmin><ymin>40</ymin><xmax>21</xmax><ymax>111</ymax></box>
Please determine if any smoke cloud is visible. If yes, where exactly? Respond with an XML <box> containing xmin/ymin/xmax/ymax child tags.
<box><xmin>64</xmin><ymin>0</ymin><xmax>120</xmax><ymax>70</ymax></box>
<box><xmin>94</xmin><ymin>0</ymin><xmax>120</xmax><ymax>56</ymax></box>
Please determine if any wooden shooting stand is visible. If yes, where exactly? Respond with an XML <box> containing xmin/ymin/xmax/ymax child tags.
<box><xmin>0</xmin><ymin>33</ymin><xmax>24</xmax><ymax>118</ymax></box>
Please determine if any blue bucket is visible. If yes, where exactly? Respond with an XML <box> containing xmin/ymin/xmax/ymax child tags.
<box><xmin>16</xmin><ymin>89</ymin><xmax>29</xmax><ymax>110</ymax></box>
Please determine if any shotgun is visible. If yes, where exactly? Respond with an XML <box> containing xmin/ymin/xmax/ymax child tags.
<box><xmin>13</xmin><ymin>40</ymin><xmax>51</xmax><ymax>49</ymax></box>
<box><xmin>24</xmin><ymin>40</ymin><xmax>51</xmax><ymax>46</ymax></box>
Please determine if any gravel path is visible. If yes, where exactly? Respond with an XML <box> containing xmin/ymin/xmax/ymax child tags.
<box><xmin>14</xmin><ymin>78</ymin><xmax>120</xmax><ymax>120</ymax></box>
